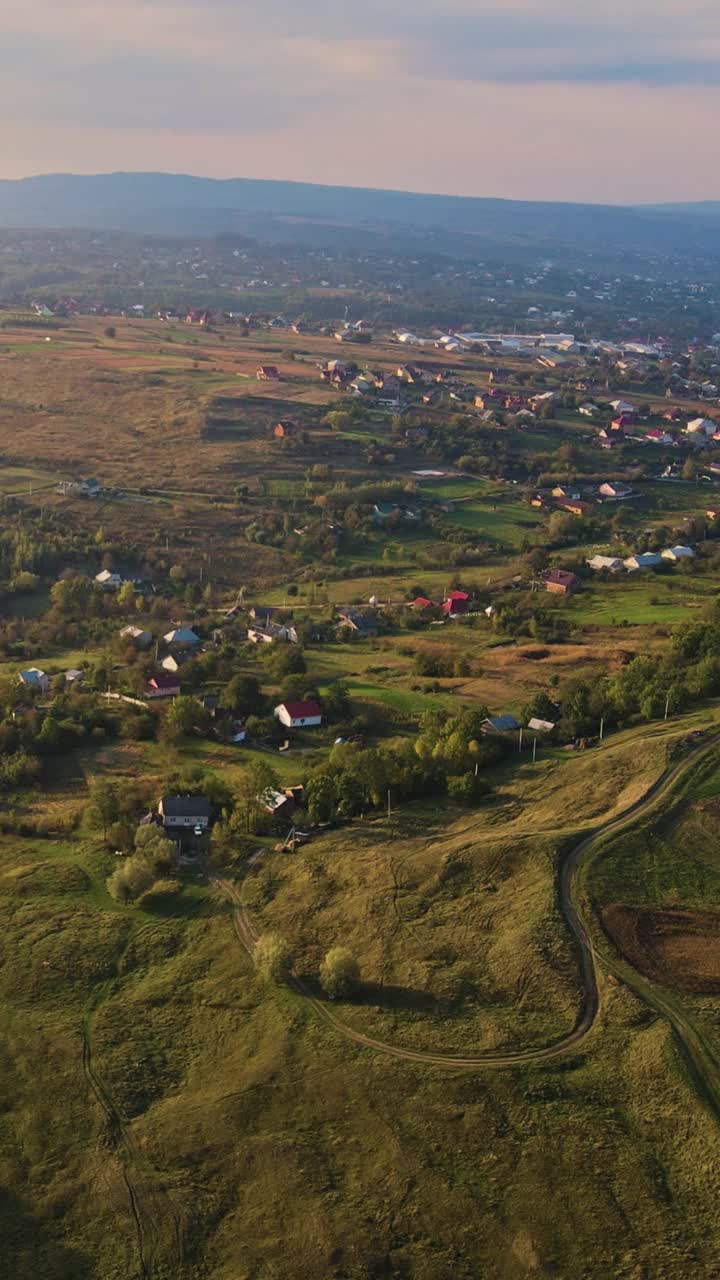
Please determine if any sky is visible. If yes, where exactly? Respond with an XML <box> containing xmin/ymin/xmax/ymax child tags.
<box><xmin>0</xmin><ymin>0</ymin><xmax>718</xmax><ymax>203</ymax></box>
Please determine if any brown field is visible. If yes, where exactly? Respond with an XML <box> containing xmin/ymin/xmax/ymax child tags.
<box><xmin>602</xmin><ymin>903</ymin><xmax>720</xmax><ymax>992</ymax></box>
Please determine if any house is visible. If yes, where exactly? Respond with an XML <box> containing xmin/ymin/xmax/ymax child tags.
<box><xmin>119</xmin><ymin>625</ymin><xmax>153</xmax><ymax>649</ymax></box>
<box><xmin>481</xmin><ymin>714</ymin><xmax>521</xmax><ymax>735</ymax></box>
<box><xmin>273</xmin><ymin>419</ymin><xmax>300</xmax><ymax>439</ymax></box>
<box><xmin>598</xmin><ymin>481</ymin><xmax>633</xmax><ymax>500</ymax></box>
<box><xmin>610</xmin><ymin>399</ymin><xmax>635</xmax><ymax>415</ymax></box>
<box><xmin>527</xmin><ymin>718</ymin><xmax>556</xmax><ymax>733</ymax></box>
<box><xmin>552</xmin><ymin>485</ymin><xmax>581</xmax><ymax>500</ymax></box>
<box><xmin>646</xmin><ymin>428</ymin><xmax>674</xmax><ymax>445</ymax></box>
<box><xmin>257</xmin><ymin>365</ymin><xmax>280</xmax><ymax>381</ymax></box>
<box><xmin>274</xmin><ymin>700</ymin><xmax>322</xmax><ymax>729</ymax></box>
<box><xmin>686</xmin><ymin>417</ymin><xmax>717</xmax><ymax>436</ymax></box>
<box><xmin>161</xmin><ymin>653</ymin><xmax>194</xmax><ymax>674</ymax></box>
<box><xmin>64</xmin><ymin>669</ymin><xmax>84</xmax><ymax>686</ymax></box>
<box><xmin>259</xmin><ymin>788</ymin><xmax>296</xmax><ymax>820</ymax></box>
<box><xmin>579</xmin><ymin>404</ymin><xmax>599</xmax><ymax>417</ymax></box>
<box><xmin>612</xmin><ymin>414</ymin><xmax>635</xmax><ymax>432</ymax></box>
<box><xmin>597</xmin><ymin>427</ymin><xmax>623</xmax><ymax>450</ymax></box>
<box><xmin>95</xmin><ymin>570</ymin><xmax>123</xmax><ymax>590</ymax></box>
<box><xmin>545</xmin><ymin>569</ymin><xmax>580</xmax><ymax>595</ymax></box>
<box><xmin>442</xmin><ymin>590</ymin><xmax>471</xmax><ymax>617</ymax></box>
<box><xmin>624</xmin><ymin>553</ymin><xmax>662</xmax><ymax>572</ymax></box>
<box><xmin>557</xmin><ymin>498</ymin><xmax>593</xmax><ymax>517</ymax></box>
<box><xmin>18</xmin><ymin>667</ymin><xmax>49</xmax><ymax>694</ymax></box>
<box><xmin>706</xmin><ymin>506</ymin><xmax>720</xmax><ymax>521</ymax></box>
<box><xmin>530</xmin><ymin>391</ymin><xmax>556</xmax><ymax>411</ymax></box>
<box><xmin>337</xmin><ymin>611</ymin><xmax>379</xmax><ymax>637</ymax></box>
<box><xmin>661</xmin><ymin>545</ymin><xmax>695</xmax><ymax>561</ymax></box>
<box><xmin>587</xmin><ymin>555</ymin><xmax>624</xmax><ymax>572</ymax></box>
<box><xmin>163</xmin><ymin>627</ymin><xmax>200</xmax><ymax>649</ymax></box>
<box><xmin>248</xmin><ymin>623</ymin><xmax>298</xmax><ymax>644</ymax></box>
<box><xmin>159</xmin><ymin>795</ymin><xmax>211</xmax><ymax>832</ymax></box>
<box><xmin>230</xmin><ymin>721</ymin><xmax>247</xmax><ymax>744</ymax></box>
<box><xmin>146</xmin><ymin>673</ymin><xmax>181</xmax><ymax>698</ymax></box>
<box><xmin>410</xmin><ymin>596</ymin><xmax>438</xmax><ymax>610</ymax></box>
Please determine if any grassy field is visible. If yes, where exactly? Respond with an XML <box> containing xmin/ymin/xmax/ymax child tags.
<box><xmin>4</xmin><ymin>720</ymin><xmax>720</xmax><ymax>1277</ymax></box>
<box><xmin>4</xmin><ymin>313</ymin><xmax>720</xmax><ymax>1277</ymax></box>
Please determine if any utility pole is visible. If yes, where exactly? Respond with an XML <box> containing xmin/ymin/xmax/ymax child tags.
<box><xmin>518</xmin><ymin>727</ymin><xmax>524</xmax><ymax>753</ymax></box>
<box><xmin>599</xmin><ymin>716</ymin><xmax>604</xmax><ymax>742</ymax></box>
<box><xmin>664</xmin><ymin>693</ymin><xmax>670</xmax><ymax>721</ymax></box>
<box><xmin>387</xmin><ymin>789</ymin><xmax>392</xmax><ymax>820</ymax></box>
<box><xmin>532</xmin><ymin>737</ymin><xmax>537</xmax><ymax>764</ymax></box>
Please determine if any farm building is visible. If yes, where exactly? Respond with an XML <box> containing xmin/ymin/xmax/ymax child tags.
<box><xmin>145</xmin><ymin>673</ymin><xmax>180</xmax><ymax>698</ymax></box>
<box><xmin>545</xmin><ymin>569</ymin><xmax>580</xmax><ymax>596</ymax></box>
<box><xmin>274</xmin><ymin>700</ymin><xmax>322</xmax><ymax>729</ymax></box>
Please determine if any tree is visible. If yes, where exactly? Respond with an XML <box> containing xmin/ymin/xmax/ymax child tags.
<box><xmin>306</xmin><ymin>772</ymin><xmax>337</xmax><ymax>824</ymax></box>
<box><xmin>117</xmin><ymin>580</ymin><xmax>136</xmax><ymax>608</ymax></box>
<box><xmin>51</xmin><ymin>575</ymin><xmax>94</xmax><ymax>615</ymax></box>
<box><xmin>232</xmin><ymin>761</ymin><xmax>279</xmax><ymax>834</ymax></box>
<box><xmin>319</xmin><ymin>947</ymin><xmax>360</xmax><ymax>998</ymax></box>
<box><xmin>254</xmin><ymin>932</ymin><xmax>292</xmax><ymax>983</ymax></box>
<box><xmin>104</xmin><ymin>325</ymin><xmax>117</xmax><ymax>339</ymax></box>
<box><xmin>268</xmin><ymin>645</ymin><xmax>306</xmax><ymax>679</ymax></box>
<box><xmin>682</xmin><ymin>455</ymin><xmax>698</xmax><ymax>482</ymax></box>
<box><xmin>106</xmin><ymin>855</ymin><xmax>156</xmax><ymax>904</ymax></box>
<box><xmin>134</xmin><ymin>823</ymin><xmax>175</xmax><ymax>872</ymax></box>
<box><xmin>220</xmin><ymin>674</ymin><xmax>265</xmax><ymax>716</ymax></box>
<box><xmin>87</xmin><ymin>779</ymin><xmax>120</xmax><ymax>842</ymax></box>
<box><xmin>164</xmin><ymin>695</ymin><xmax>211</xmax><ymax>741</ymax></box>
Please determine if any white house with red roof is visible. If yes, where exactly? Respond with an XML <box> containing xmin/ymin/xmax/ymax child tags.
<box><xmin>274</xmin><ymin>699</ymin><xmax>322</xmax><ymax>729</ymax></box>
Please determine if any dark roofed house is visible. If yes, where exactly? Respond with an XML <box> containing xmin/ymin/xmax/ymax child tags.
<box><xmin>545</xmin><ymin>569</ymin><xmax>580</xmax><ymax>596</ymax></box>
<box><xmin>481</xmin><ymin>714</ymin><xmax>522</xmax><ymax>735</ymax></box>
<box><xmin>337</xmin><ymin>610</ymin><xmax>379</xmax><ymax>637</ymax></box>
<box><xmin>159</xmin><ymin>795</ymin><xmax>211</xmax><ymax>831</ymax></box>
<box><xmin>257</xmin><ymin>365</ymin><xmax>280</xmax><ymax>381</ymax></box>
<box><xmin>145</xmin><ymin>673</ymin><xmax>180</xmax><ymax>698</ymax></box>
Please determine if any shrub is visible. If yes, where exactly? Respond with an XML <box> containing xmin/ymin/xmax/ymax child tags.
<box><xmin>319</xmin><ymin>947</ymin><xmax>360</xmax><ymax>999</ymax></box>
<box><xmin>254</xmin><ymin>932</ymin><xmax>292</xmax><ymax>983</ymax></box>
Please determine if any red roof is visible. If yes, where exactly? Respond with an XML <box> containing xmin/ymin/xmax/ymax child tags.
<box><xmin>281</xmin><ymin>700</ymin><xmax>321</xmax><ymax>719</ymax></box>
<box><xmin>411</xmin><ymin>597</ymin><xmax>437</xmax><ymax>609</ymax></box>
<box><xmin>447</xmin><ymin>590</ymin><xmax>470</xmax><ymax>601</ymax></box>
<box><xmin>546</xmin><ymin>569</ymin><xmax>579</xmax><ymax>588</ymax></box>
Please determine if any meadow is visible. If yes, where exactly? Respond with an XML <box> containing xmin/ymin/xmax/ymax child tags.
<box><xmin>3</xmin><ymin>311</ymin><xmax>720</xmax><ymax>1278</ymax></box>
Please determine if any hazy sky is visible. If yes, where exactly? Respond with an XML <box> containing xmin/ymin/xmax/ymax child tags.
<box><xmin>1</xmin><ymin>0</ymin><xmax>718</xmax><ymax>202</ymax></box>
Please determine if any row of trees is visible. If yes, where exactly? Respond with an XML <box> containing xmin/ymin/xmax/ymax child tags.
<box><xmin>255</xmin><ymin>933</ymin><xmax>360</xmax><ymax>1000</ymax></box>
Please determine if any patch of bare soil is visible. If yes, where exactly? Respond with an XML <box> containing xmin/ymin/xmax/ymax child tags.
<box><xmin>602</xmin><ymin>903</ymin><xmax>720</xmax><ymax>993</ymax></box>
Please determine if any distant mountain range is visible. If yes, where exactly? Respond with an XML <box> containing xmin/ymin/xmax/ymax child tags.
<box><xmin>1</xmin><ymin>172</ymin><xmax>719</xmax><ymax>260</ymax></box>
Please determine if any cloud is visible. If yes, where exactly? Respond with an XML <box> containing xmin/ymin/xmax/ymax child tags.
<box><xmin>0</xmin><ymin>0</ymin><xmax>719</xmax><ymax>200</ymax></box>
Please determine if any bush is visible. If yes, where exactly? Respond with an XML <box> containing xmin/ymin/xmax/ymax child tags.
<box><xmin>254</xmin><ymin>932</ymin><xmax>292</xmax><ymax>983</ymax></box>
<box><xmin>106</xmin><ymin>855</ymin><xmax>156</xmax><ymax>904</ymax></box>
<box><xmin>319</xmin><ymin>947</ymin><xmax>360</xmax><ymax>999</ymax></box>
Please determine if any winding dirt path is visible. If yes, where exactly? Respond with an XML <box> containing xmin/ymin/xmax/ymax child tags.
<box><xmin>216</xmin><ymin>734</ymin><xmax>720</xmax><ymax>1082</ymax></box>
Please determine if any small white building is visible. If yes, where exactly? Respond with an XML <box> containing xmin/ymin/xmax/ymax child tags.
<box><xmin>96</xmin><ymin>570</ymin><xmax>123</xmax><ymax>590</ymax></box>
<box><xmin>274</xmin><ymin>700</ymin><xmax>322</xmax><ymax>729</ymax></box>
<box><xmin>598</xmin><ymin>481</ymin><xmax>633</xmax><ymax>500</ymax></box>
<box><xmin>587</xmin><ymin>555</ymin><xmax>624</xmax><ymax>572</ymax></box>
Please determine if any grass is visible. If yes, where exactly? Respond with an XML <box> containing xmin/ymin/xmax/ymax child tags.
<box><xmin>4</xmin><ymin>317</ymin><xmax>720</xmax><ymax>1276</ymax></box>
<box><xmin>2</xmin><ymin>707</ymin><xmax>720</xmax><ymax>1277</ymax></box>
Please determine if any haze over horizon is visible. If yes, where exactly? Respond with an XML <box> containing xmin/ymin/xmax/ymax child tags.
<box><xmin>0</xmin><ymin>0</ymin><xmax>717</xmax><ymax>205</ymax></box>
